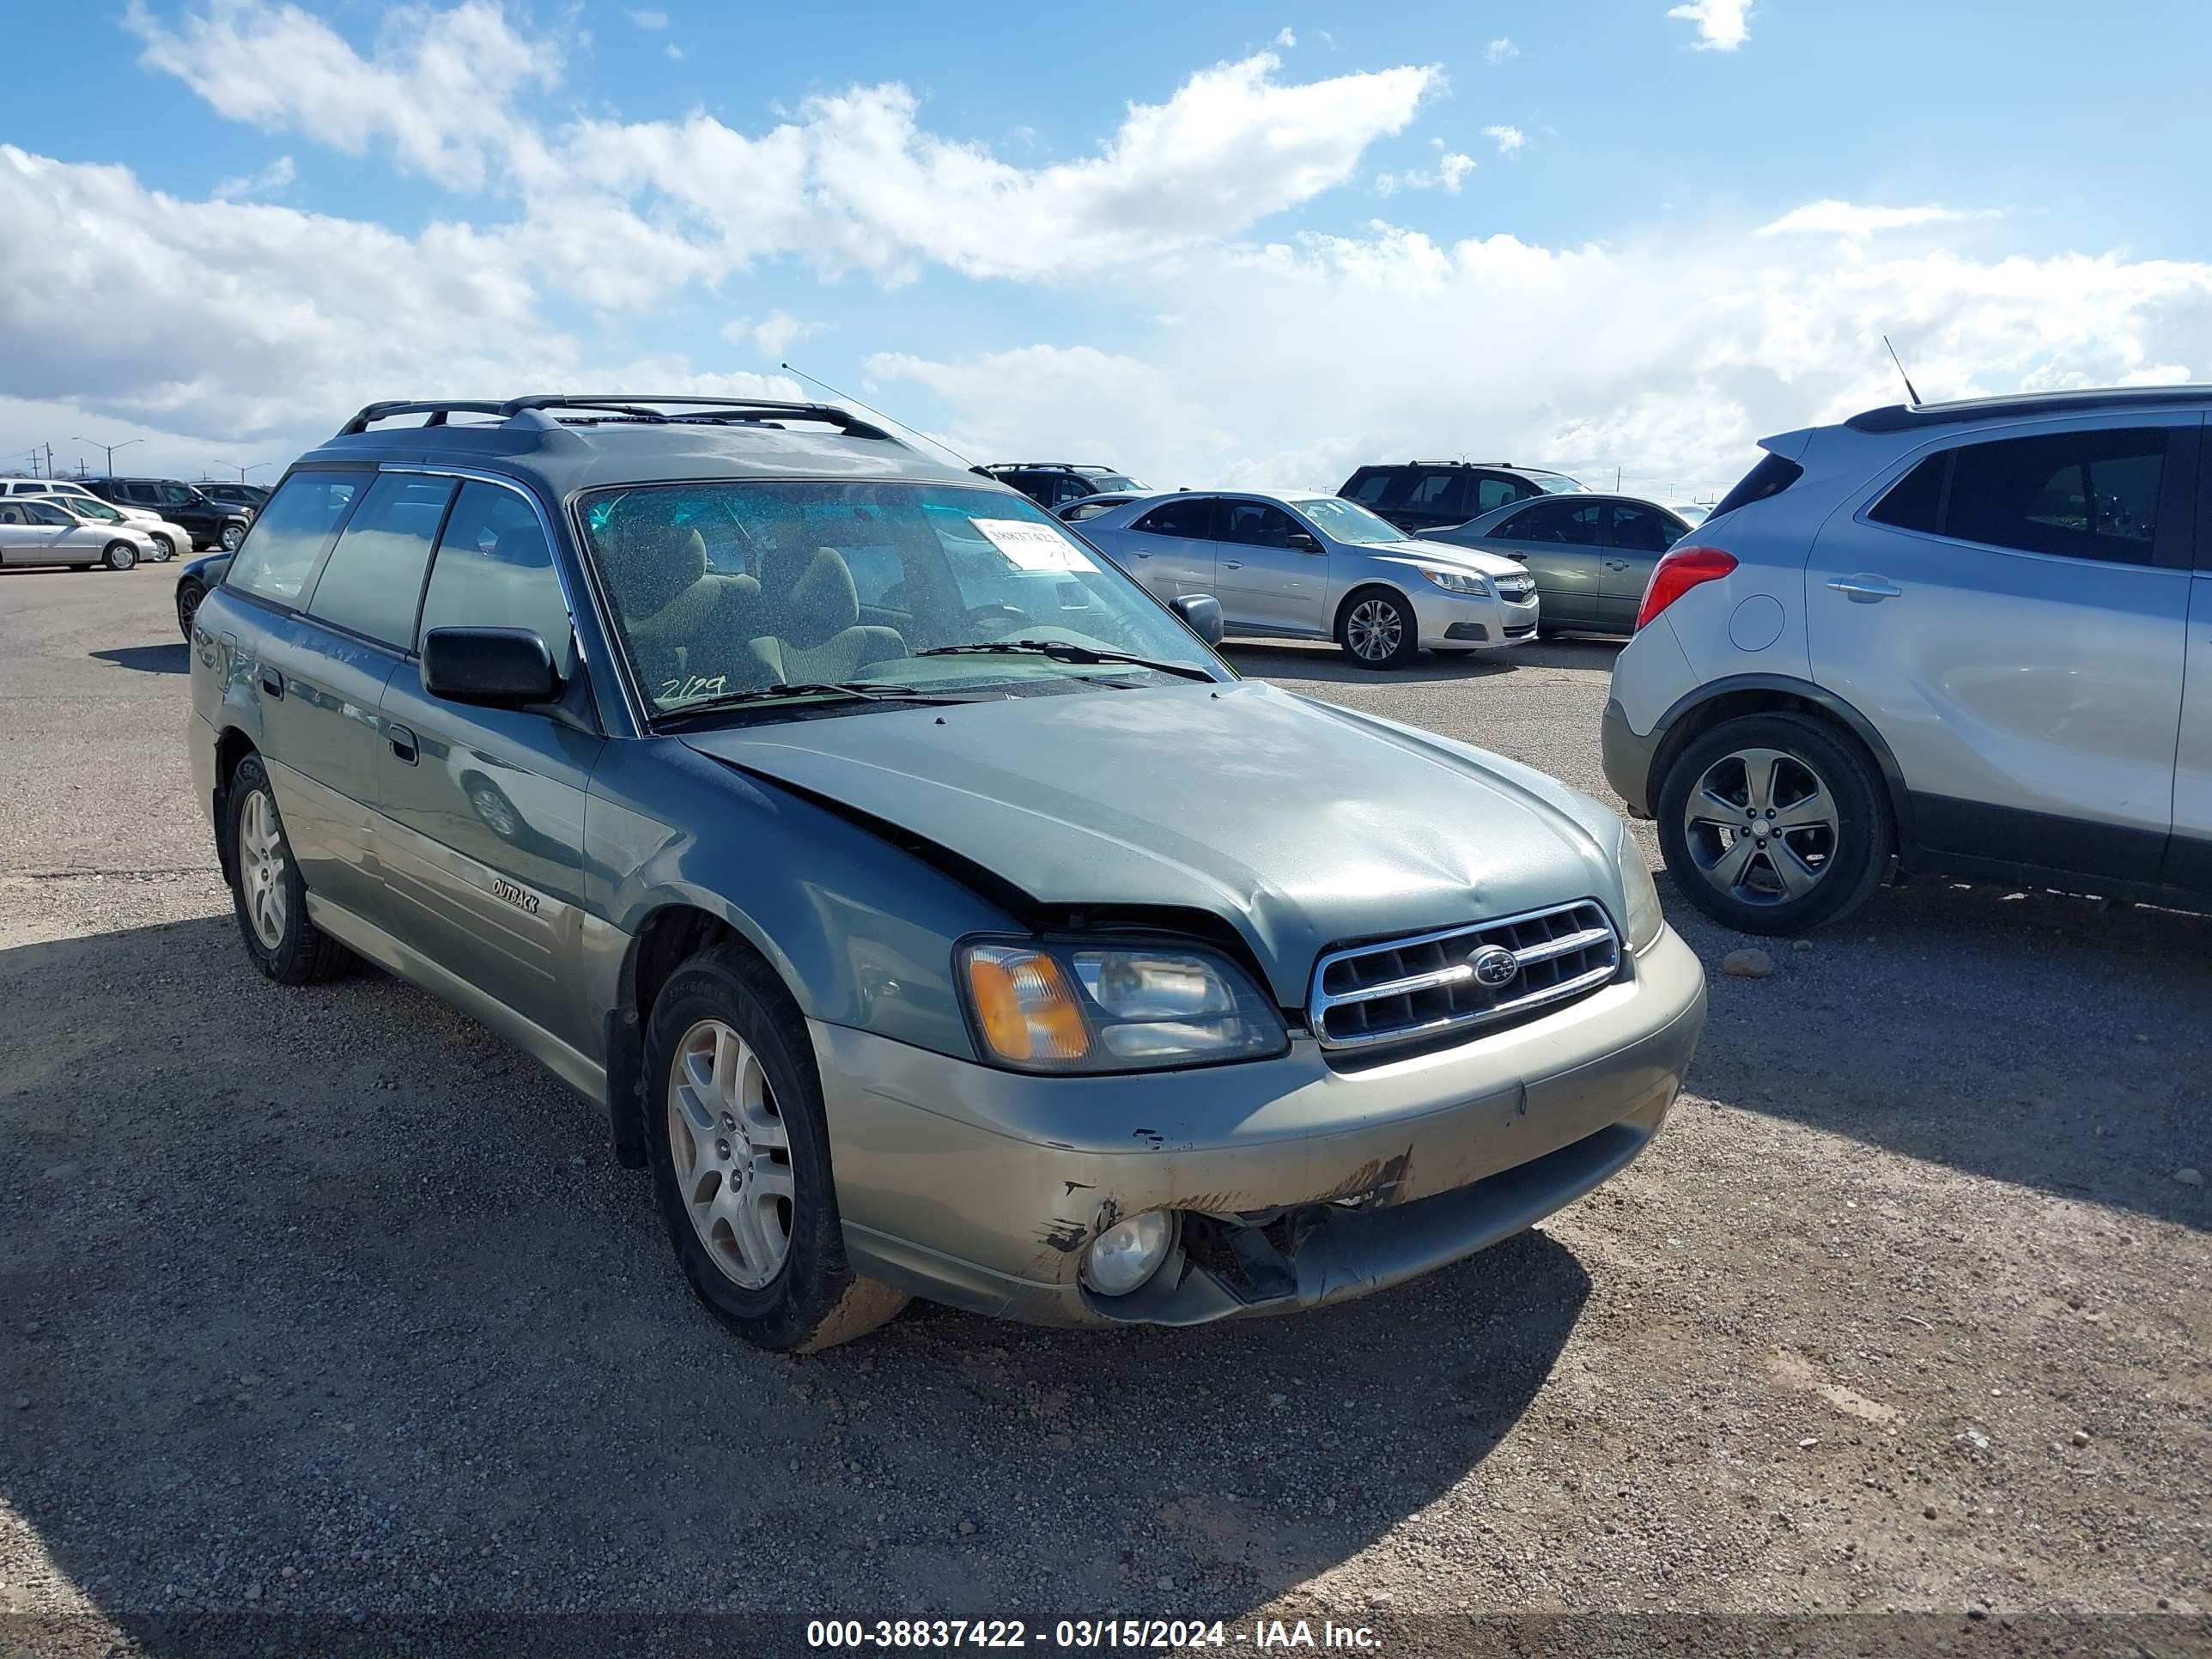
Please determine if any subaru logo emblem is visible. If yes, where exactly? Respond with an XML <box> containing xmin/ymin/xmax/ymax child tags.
<box><xmin>1470</xmin><ymin>945</ymin><xmax>1519</xmax><ymax>989</ymax></box>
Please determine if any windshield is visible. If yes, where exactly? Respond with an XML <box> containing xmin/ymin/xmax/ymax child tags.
<box><xmin>1292</xmin><ymin>496</ymin><xmax>1409</xmax><ymax>544</ymax></box>
<box><xmin>58</xmin><ymin>494</ymin><xmax>121</xmax><ymax>521</ymax></box>
<box><xmin>1079</xmin><ymin>471</ymin><xmax>1147</xmax><ymax>492</ymax></box>
<box><xmin>578</xmin><ymin>481</ymin><xmax>1224</xmax><ymax>717</ymax></box>
<box><xmin>1524</xmin><ymin>471</ymin><xmax>1586</xmax><ymax>495</ymax></box>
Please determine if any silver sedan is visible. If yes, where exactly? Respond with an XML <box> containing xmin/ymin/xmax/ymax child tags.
<box><xmin>0</xmin><ymin>499</ymin><xmax>159</xmax><ymax>570</ymax></box>
<box><xmin>1078</xmin><ymin>490</ymin><xmax>1539</xmax><ymax>669</ymax></box>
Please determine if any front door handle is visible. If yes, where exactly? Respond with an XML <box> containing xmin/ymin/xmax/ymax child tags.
<box><xmin>1220</xmin><ymin>560</ymin><xmax>1244</xmax><ymax>570</ymax></box>
<box><xmin>387</xmin><ymin>725</ymin><xmax>419</xmax><ymax>765</ymax></box>
<box><xmin>1604</xmin><ymin>559</ymin><xmax>1630</xmax><ymax>571</ymax></box>
<box><xmin>258</xmin><ymin>668</ymin><xmax>284</xmax><ymax>700</ymax></box>
<box><xmin>1828</xmin><ymin>574</ymin><xmax>1903</xmax><ymax>603</ymax></box>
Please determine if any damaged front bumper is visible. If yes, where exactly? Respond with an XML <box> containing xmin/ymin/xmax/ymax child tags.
<box><xmin>811</xmin><ymin>924</ymin><xmax>1706</xmax><ymax>1328</ymax></box>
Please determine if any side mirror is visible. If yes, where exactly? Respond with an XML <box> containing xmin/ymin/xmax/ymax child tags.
<box><xmin>1287</xmin><ymin>531</ymin><xmax>1322</xmax><ymax>554</ymax></box>
<box><xmin>1170</xmin><ymin>592</ymin><xmax>1224</xmax><ymax>647</ymax></box>
<box><xmin>422</xmin><ymin>627</ymin><xmax>560</xmax><ymax>708</ymax></box>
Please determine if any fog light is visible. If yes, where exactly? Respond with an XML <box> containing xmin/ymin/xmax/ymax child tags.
<box><xmin>1082</xmin><ymin>1211</ymin><xmax>1176</xmax><ymax>1297</ymax></box>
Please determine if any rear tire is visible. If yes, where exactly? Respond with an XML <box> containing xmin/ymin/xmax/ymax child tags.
<box><xmin>103</xmin><ymin>541</ymin><xmax>137</xmax><ymax>571</ymax></box>
<box><xmin>1337</xmin><ymin>586</ymin><xmax>1419</xmax><ymax>671</ymax></box>
<box><xmin>224</xmin><ymin>754</ymin><xmax>356</xmax><ymax>983</ymax></box>
<box><xmin>177</xmin><ymin>580</ymin><xmax>204</xmax><ymax>640</ymax></box>
<box><xmin>1656</xmin><ymin>712</ymin><xmax>1891</xmax><ymax>936</ymax></box>
<box><xmin>645</xmin><ymin>944</ymin><xmax>908</xmax><ymax>1352</ymax></box>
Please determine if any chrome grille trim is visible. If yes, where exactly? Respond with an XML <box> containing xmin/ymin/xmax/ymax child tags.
<box><xmin>1307</xmin><ymin>900</ymin><xmax>1621</xmax><ymax>1052</ymax></box>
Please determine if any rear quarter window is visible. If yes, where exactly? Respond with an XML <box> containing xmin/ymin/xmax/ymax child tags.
<box><xmin>226</xmin><ymin>471</ymin><xmax>366</xmax><ymax>608</ymax></box>
<box><xmin>1710</xmin><ymin>453</ymin><xmax>1806</xmax><ymax>522</ymax></box>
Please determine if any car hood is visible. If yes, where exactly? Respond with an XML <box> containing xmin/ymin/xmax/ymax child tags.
<box><xmin>1368</xmin><ymin>540</ymin><xmax>1527</xmax><ymax>580</ymax></box>
<box><xmin>684</xmin><ymin>680</ymin><xmax>1626</xmax><ymax>1005</ymax></box>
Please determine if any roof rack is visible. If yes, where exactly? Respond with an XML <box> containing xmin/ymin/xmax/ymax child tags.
<box><xmin>1844</xmin><ymin>385</ymin><xmax>2212</xmax><ymax>434</ymax></box>
<box><xmin>975</xmin><ymin>462</ymin><xmax>1117</xmax><ymax>471</ymax></box>
<box><xmin>337</xmin><ymin>396</ymin><xmax>894</xmax><ymax>440</ymax></box>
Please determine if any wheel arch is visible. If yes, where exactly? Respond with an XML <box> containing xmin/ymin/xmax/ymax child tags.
<box><xmin>211</xmin><ymin>725</ymin><xmax>261</xmax><ymax>886</ymax></box>
<box><xmin>1646</xmin><ymin>674</ymin><xmax>1912</xmax><ymax>852</ymax></box>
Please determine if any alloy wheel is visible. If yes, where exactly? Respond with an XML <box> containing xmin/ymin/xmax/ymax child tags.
<box><xmin>1346</xmin><ymin>598</ymin><xmax>1405</xmax><ymax>662</ymax></box>
<box><xmin>178</xmin><ymin>585</ymin><xmax>201</xmax><ymax>638</ymax></box>
<box><xmin>1679</xmin><ymin>746</ymin><xmax>1839</xmax><ymax>907</ymax></box>
<box><xmin>666</xmin><ymin>1018</ymin><xmax>794</xmax><ymax>1290</ymax></box>
<box><xmin>221</xmin><ymin>525</ymin><xmax>246</xmax><ymax>552</ymax></box>
<box><xmin>237</xmin><ymin>787</ymin><xmax>289</xmax><ymax>949</ymax></box>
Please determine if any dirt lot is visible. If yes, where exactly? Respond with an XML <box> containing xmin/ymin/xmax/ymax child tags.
<box><xmin>1</xmin><ymin>563</ymin><xmax>2207</xmax><ymax>1652</ymax></box>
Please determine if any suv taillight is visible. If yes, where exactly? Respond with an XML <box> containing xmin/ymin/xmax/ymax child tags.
<box><xmin>1635</xmin><ymin>546</ymin><xmax>1736</xmax><ymax>630</ymax></box>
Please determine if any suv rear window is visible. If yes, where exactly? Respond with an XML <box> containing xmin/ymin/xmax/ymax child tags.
<box><xmin>1710</xmin><ymin>453</ymin><xmax>1805</xmax><ymax>522</ymax></box>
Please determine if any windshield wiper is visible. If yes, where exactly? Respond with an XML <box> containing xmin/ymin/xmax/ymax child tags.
<box><xmin>653</xmin><ymin>683</ymin><xmax>989</xmax><ymax>725</ymax></box>
<box><xmin>911</xmin><ymin>641</ymin><xmax>1217</xmax><ymax>682</ymax></box>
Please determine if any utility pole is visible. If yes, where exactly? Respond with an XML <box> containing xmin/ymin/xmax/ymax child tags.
<box><xmin>42</xmin><ymin>443</ymin><xmax>54</xmax><ymax>480</ymax></box>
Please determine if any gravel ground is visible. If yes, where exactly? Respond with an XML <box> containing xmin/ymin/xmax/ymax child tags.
<box><xmin>1</xmin><ymin>565</ymin><xmax>2207</xmax><ymax>1654</ymax></box>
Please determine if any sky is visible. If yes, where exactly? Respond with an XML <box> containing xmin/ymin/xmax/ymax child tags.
<box><xmin>4</xmin><ymin>0</ymin><xmax>2211</xmax><ymax>500</ymax></box>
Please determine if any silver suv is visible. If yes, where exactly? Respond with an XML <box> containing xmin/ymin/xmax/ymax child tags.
<box><xmin>187</xmin><ymin>395</ymin><xmax>1705</xmax><ymax>1352</ymax></box>
<box><xmin>1603</xmin><ymin>386</ymin><xmax>2212</xmax><ymax>935</ymax></box>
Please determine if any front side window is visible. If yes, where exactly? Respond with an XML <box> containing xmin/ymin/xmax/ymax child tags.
<box><xmin>1131</xmin><ymin>497</ymin><xmax>1218</xmax><ymax>539</ymax></box>
<box><xmin>125</xmin><ymin>484</ymin><xmax>160</xmax><ymax>504</ymax></box>
<box><xmin>160</xmin><ymin>483</ymin><xmax>201</xmax><ymax>507</ymax></box>
<box><xmin>227</xmin><ymin>471</ymin><xmax>366</xmax><ymax>606</ymax></box>
<box><xmin>578</xmin><ymin>481</ymin><xmax>1221</xmax><ymax>716</ymax></box>
<box><xmin>1222</xmin><ymin>501</ymin><xmax>1301</xmax><ymax>547</ymax></box>
<box><xmin>1504</xmin><ymin>500</ymin><xmax>1604</xmax><ymax>545</ymax></box>
<box><xmin>417</xmin><ymin>482</ymin><xmax>574</xmax><ymax>675</ymax></box>
<box><xmin>1608</xmin><ymin>502</ymin><xmax>1684</xmax><ymax>554</ymax></box>
<box><xmin>304</xmin><ymin>474</ymin><xmax>454</xmax><ymax>647</ymax></box>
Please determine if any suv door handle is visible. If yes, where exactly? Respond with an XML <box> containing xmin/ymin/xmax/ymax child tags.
<box><xmin>1828</xmin><ymin>574</ymin><xmax>1903</xmax><ymax>603</ymax></box>
<box><xmin>387</xmin><ymin>725</ymin><xmax>418</xmax><ymax>766</ymax></box>
<box><xmin>258</xmin><ymin>668</ymin><xmax>284</xmax><ymax>700</ymax></box>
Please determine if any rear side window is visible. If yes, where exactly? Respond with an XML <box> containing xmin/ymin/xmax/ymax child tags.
<box><xmin>1710</xmin><ymin>452</ymin><xmax>1805</xmax><ymax>522</ymax></box>
<box><xmin>1221</xmin><ymin>501</ymin><xmax>1300</xmax><ymax>547</ymax></box>
<box><xmin>1132</xmin><ymin>497</ymin><xmax>1218</xmax><ymax>539</ymax></box>
<box><xmin>227</xmin><ymin>471</ymin><xmax>366</xmax><ymax>607</ymax></box>
<box><xmin>1608</xmin><ymin>502</ymin><xmax>1681</xmax><ymax>554</ymax></box>
<box><xmin>1502</xmin><ymin>500</ymin><xmax>1604</xmax><ymax>545</ymax></box>
<box><xmin>1403</xmin><ymin>469</ymin><xmax>1468</xmax><ymax>515</ymax></box>
<box><xmin>305</xmin><ymin>474</ymin><xmax>455</xmax><ymax>646</ymax></box>
<box><xmin>1947</xmin><ymin>429</ymin><xmax>2166</xmax><ymax>564</ymax></box>
<box><xmin>417</xmin><ymin>482</ymin><xmax>575</xmax><ymax>675</ymax></box>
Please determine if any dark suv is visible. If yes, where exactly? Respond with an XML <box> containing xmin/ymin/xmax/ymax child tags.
<box><xmin>85</xmin><ymin>477</ymin><xmax>253</xmax><ymax>551</ymax></box>
<box><xmin>1340</xmin><ymin>461</ymin><xmax>1586</xmax><ymax>536</ymax></box>
<box><xmin>200</xmin><ymin>482</ymin><xmax>272</xmax><ymax>512</ymax></box>
<box><xmin>973</xmin><ymin>463</ymin><xmax>1149</xmax><ymax>511</ymax></box>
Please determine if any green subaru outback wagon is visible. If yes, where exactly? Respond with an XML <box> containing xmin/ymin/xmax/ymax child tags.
<box><xmin>185</xmin><ymin>396</ymin><xmax>1707</xmax><ymax>1352</ymax></box>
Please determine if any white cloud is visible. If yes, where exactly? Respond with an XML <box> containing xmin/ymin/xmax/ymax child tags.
<box><xmin>1274</xmin><ymin>26</ymin><xmax>1296</xmax><ymax>46</ymax></box>
<box><xmin>1482</xmin><ymin>125</ymin><xmax>1526</xmax><ymax>155</ymax></box>
<box><xmin>211</xmin><ymin>152</ymin><xmax>295</xmax><ymax>200</ymax></box>
<box><xmin>665</xmin><ymin>42</ymin><xmax>684</xmax><ymax>60</ymax></box>
<box><xmin>872</xmin><ymin>225</ymin><xmax>2212</xmax><ymax>500</ymax></box>
<box><xmin>1667</xmin><ymin>0</ymin><xmax>1753</xmax><ymax>51</ymax></box>
<box><xmin>719</xmin><ymin>311</ymin><xmax>830</xmax><ymax>359</ymax></box>
<box><xmin>627</xmin><ymin>8</ymin><xmax>669</xmax><ymax>27</ymax></box>
<box><xmin>1755</xmin><ymin>199</ymin><xmax>2003</xmax><ymax>238</ymax></box>
<box><xmin>1376</xmin><ymin>142</ymin><xmax>1475</xmax><ymax>197</ymax></box>
<box><xmin>1485</xmin><ymin>37</ymin><xmax>1518</xmax><ymax>63</ymax></box>
<box><xmin>132</xmin><ymin>6</ymin><xmax>1436</xmax><ymax>292</ymax></box>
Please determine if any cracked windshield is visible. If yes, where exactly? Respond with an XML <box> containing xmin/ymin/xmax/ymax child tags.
<box><xmin>580</xmin><ymin>481</ymin><xmax>1220</xmax><ymax>714</ymax></box>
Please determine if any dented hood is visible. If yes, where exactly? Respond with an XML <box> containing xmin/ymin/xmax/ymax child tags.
<box><xmin>683</xmin><ymin>679</ymin><xmax>1625</xmax><ymax>1005</ymax></box>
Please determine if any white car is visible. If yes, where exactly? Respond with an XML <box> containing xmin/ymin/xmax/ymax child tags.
<box><xmin>0</xmin><ymin>479</ymin><xmax>188</xmax><ymax>560</ymax></box>
<box><xmin>1077</xmin><ymin>489</ymin><xmax>1539</xmax><ymax>668</ymax></box>
<box><xmin>0</xmin><ymin>498</ymin><xmax>161</xmax><ymax>569</ymax></box>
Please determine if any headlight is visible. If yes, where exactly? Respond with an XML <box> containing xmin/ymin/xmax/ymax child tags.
<box><xmin>960</xmin><ymin>940</ymin><xmax>1288</xmax><ymax>1073</ymax></box>
<box><xmin>1618</xmin><ymin>830</ymin><xmax>1665</xmax><ymax>953</ymax></box>
<box><xmin>1417</xmin><ymin>566</ymin><xmax>1491</xmax><ymax>597</ymax></box>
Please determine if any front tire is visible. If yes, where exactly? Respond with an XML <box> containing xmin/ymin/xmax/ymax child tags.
<box><xmin>1655</xmin><ymin>712</ymin><xmax>1892</xmax><ymax>936</ymax></box>
<box><xmin>149</xmin><ymin>533</ymin><xmax>177</xmax><ymax>562</ymax></box>
<box><xmin>645</xmin><ymin>944</ymin><xmax>908</xmax><ymax>1352</ymax></box>
<box><xmin>220</xmin><ymin>524</ymin><xmax>246</xmax><ymax>552</ymax></box>
<box><xmin>1337</xmin><ymin>586</ymin><xmax>1419</xmax><ymax>671</ymax></box>
<box><xmin>225</xmin><ymin>755</ymin><xmax>356</xmax><ymax>982</ymax></box>
<box><xmin>177</xmin><ymin>581</ymin><xmax>204</xmax><ymax>640</ymax></box>
<box><xmin>103</xmin><ymin>541</ymin><xmax>137</xmax><ymax>571</ymax></box>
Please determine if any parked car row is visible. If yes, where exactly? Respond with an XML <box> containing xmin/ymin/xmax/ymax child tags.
<box><xmin>0</xmin><ymin>474</ymin><xmax>253</xmax><ymax>561</ymax></box>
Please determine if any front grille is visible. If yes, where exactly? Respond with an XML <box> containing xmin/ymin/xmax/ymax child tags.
<box><xmin>1496</xmin><ymin>576</ymin><xmax>1536</xmax><ymax>603</ymax></box>
<box><xmin>1308</xmin><ymin>901</ymin><xmax>1620</xmax><ymax>1053</ymax></box>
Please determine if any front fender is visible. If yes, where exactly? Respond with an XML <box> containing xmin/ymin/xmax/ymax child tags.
<box><xmin>586</xmin><ymin>737</ymin><xmax>1018</xmax><ymax>1061</ymax></box>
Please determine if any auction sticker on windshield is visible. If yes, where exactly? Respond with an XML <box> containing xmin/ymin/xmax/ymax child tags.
<box><xmin>969</xmin><ymin>518</ymin><xmax>1097</xmax><ymax>573</ymax></box>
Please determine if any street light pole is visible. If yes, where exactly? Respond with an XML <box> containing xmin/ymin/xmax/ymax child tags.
<box><xmin>73</xmin><ymin>435</ymin><xmax>143</xmax><ymax>476</ymax></box>
<box><xmin>217</xmin><ymin>460</ymin><xmax>275</xmax><ymax>483</ymax></box>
